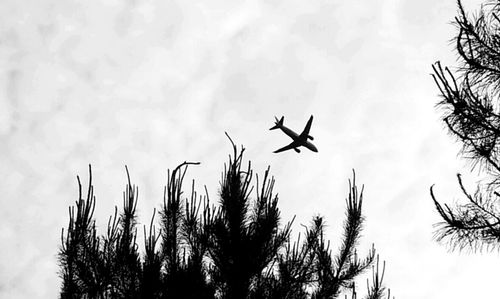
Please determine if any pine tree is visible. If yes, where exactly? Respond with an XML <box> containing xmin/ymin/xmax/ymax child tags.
<box><xmin>58</xmin><ymin>138</ymin><xmax>393</xmax><ymax>298</ymax></box>
<box><xmin>205</xmin><ymin>136</ymin><xmax>293</xmax><ymax>298</ymax></box>
<box><xmin>431</xmin><ymin>0</ymin><xmax>500</xmax><ymax>252</ymax></box>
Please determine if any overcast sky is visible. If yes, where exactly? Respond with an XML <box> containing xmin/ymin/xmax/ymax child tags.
<box><xmin>1</xmin><ymin>0</ymin><xmax>497</xmax><ymax>298</ymax></box>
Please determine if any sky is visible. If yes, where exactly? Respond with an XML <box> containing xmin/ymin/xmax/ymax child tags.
<box><xmin>0</xmin><ymin>0</ymin><xmax>497</xmax><ymax>298</ymax></box>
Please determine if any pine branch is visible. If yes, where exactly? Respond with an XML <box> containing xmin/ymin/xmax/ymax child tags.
<box><xmin>111</xmin><ymin>166</ymin><xmax>142</xmax><ymax>297</ymax></box>
<box><xmin>363</xmin><ymin>255</ymin><xmax>387</xmax><ymax>299</ymax></box>
<box><xmin>431</xmin><ymin>175</ymin><xmax>500</xmax><ymax>252</ymax></box>
<box><xmin>311</xmin><ymin>171</ymin><xmax>378</xmax><ymax>299</ymax></box>
<box><xmin>141</xmin><ymin>208</ymin><xmax>163</xmax><ymax>298</ymax></box>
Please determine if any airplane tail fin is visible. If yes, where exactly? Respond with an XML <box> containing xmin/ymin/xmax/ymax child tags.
<box><xmin>269</xmin><ymin>116</ymin><xmax>284</xmax><ymax>130</ymax></box>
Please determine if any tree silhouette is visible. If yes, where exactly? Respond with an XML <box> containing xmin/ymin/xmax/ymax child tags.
<box><xmin>431</xmin><ymin>0</ymin><xmax>500</xmax><ymax>251</ymax></box>
<box><xmin>58</xmin><ymin>138</ymin><xmax>393</xmax><ymax>298</ymax></box>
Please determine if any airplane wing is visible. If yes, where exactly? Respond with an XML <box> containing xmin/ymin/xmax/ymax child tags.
<box><xmin>273</xmin><ymin>141</ymin><xmax>298</xmax><ymax>153</ymax></box>
<box><xmin>299</xmin><ymin>115</ymin><xmax>313</xmax><ymax>139</ymax></box>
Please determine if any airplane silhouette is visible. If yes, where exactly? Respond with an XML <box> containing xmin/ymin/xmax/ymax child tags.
<box><xmin>270</xmin><ymin>115</ymin><xmax>318</xmax><ymax>153</ymax></box>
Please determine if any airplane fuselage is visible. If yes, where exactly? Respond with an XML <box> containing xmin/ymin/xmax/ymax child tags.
<box><xmin>279</xmin><ymin>125</ymin><xmax>299</xmax><ymax>140</ymax></box>
<box><xmin>304</xmin><ymin>140</ymin><xmax>318</xmax><ymax>152</ymax></box>
<box><xmin>278</xmin><ymin>125</ymin><xmax>318</xmax><ymax>152</ymax></box>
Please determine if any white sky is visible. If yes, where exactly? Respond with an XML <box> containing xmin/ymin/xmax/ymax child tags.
<box><xmin>0</xmin><ymin>0</ymin><xmax>496</xmax><ymax>298</ymax></box>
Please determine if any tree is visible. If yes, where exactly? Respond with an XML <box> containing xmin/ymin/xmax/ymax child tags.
<box><xmin>58</xmin><ymin>137</ymin><xmax>393</xmax><ymax>298</ymax></box>
<box><xmin>431</xmin><ymin>0</ymin><xmax>500</xmax><ymax>251</ymax></box>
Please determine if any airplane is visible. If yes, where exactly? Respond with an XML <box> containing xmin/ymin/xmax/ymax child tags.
<box><xmin>269</xmin><ymin>115</ymin><xmax>318</xmax><ymax>153</ymax></box>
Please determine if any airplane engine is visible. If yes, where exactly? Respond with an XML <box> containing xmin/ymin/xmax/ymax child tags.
<box><xmin>308</xmin><ymin>135</ymin><xmax>314</xmax><ymax>140</ymax></box>
<box><xmin>294</xmin><ymin>148</ymin><xmax>301</xmax><ymax>153</ymax></box>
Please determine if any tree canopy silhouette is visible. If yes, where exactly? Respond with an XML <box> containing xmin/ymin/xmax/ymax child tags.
<box><xmin>58</xmin><ymin>138</ymin><xmax>393</xmax><ymax>298</ymax></box>
<box><xmin>431</xmin><ymin>0</ymin><xmax>500</xmax><ymax>251</ymax></box>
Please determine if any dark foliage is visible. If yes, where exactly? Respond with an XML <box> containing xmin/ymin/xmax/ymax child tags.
<box><xmin>58</xmin><ymin>139</ymin><xmax>393</xmax><ymax>298</ymax></box>
<box><xmin>431</xmin><ymin>0</ymin><xmax>500</xmax><ymax>252</ymax></box>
